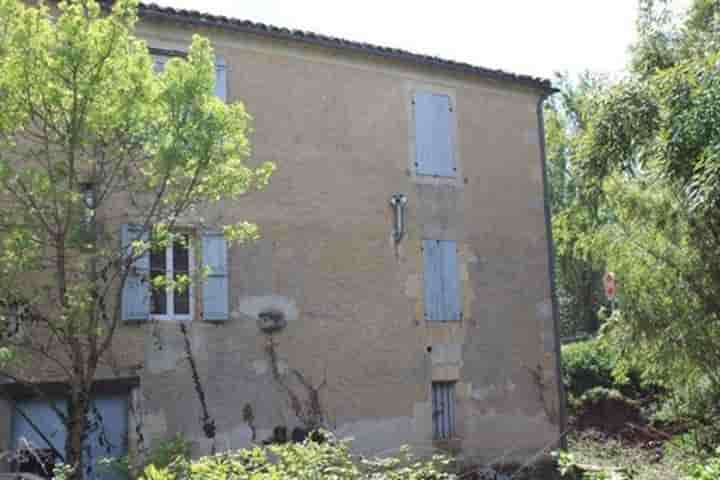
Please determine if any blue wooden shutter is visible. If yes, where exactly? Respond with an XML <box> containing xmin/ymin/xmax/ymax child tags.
<box><xmin>423</xmin><ymin>240</ymin><xmax>461</xmax><ymax>321</ymax></box>
<box><xmin>202</xmin><ymin>231</ymin><xmax>229</xmax><ymax>321</ymax></box>
<box><xmin>414</xmin><ymin>92</ymin><xmax>456</xmax><ymax>177</ymax></box>
<box><xmin>12</xmin><ymin>398</ymin><xmax>67</xmax><ymax>454</ymax></box>
<box><xmin>84</xmin><ymin>395</ymin><xmax>128</xmax><ymax>480</ymax></box>
<box><xmin>432</xmin><ymin>382</ymin><xmax>456</xmax><ymax>440</ymax></box>
<box><xmin>121</xmin><ymin>224</ymin><xmax>149</xmax><ymax>321</ymax></box>
<box><xmin>215</xmin><ymin>57</ymin><xmax>227</xmax><ymax>101</ymax></box>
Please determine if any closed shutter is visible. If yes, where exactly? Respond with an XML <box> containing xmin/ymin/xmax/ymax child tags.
<box><xmin>12</xmin><ymin>398</ymin><xmax>67</xmax><ymax>455</ymax></box>
<box><xmin>202</xmin><ymin>231</ymin><xmax>229</xmax><ymax>321</ymax></box>
<box><xmin>121</xmin><ymin>224</ymin><xmax>150</xmax><ymax>321</ymax></box>
<box><xmin>215</xmin><ymin>57</ymin><xmax>227</xmax><ymax>101</ymax></box>
<box><xmin>432</xmin><ymin>382</ymin><xmax>456</xmax><ymax>440</ymax></box>
<box><xmin>12</xmin><ymin>396</ymin><xmax>128</xmax><ymax>480</ymax></box>
<box><xmin>423</xmin><ymin>239</ymin><xmax>461</xmax><ymax>321</ymax></box>
<box><xmin>414</xmin><ymin>92</ymin><xmax>456</xmax><ymax>177</ymax></box>
<box><xmin>84</xmin><ymin>395</ymin><xmax>129</xmax><ymax>480</ymax></box>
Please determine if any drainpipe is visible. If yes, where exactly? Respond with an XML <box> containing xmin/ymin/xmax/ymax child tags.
<box><xmin>536</xmin><ymin>87</ymin><xmax>567</xmax><ymax>449</ymax></box>
<box><xmin>389</xmin><ymin>193</ymin><xmax>408</xmax><ymax>243</ymax></box>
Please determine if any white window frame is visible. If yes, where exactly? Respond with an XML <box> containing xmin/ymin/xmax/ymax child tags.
<box><xmin>150</xmin><ymin>233</ymin><xmax>194</xmax><ymax>322</ymax></box>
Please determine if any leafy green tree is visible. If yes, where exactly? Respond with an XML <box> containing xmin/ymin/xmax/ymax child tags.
<box><xmin>556</xmin><ymin>0</ymin><xmax>720</xmax><ymax>411</ymax></box>
<box><xmin>545</xmin><ymin>73</ymin><xmax>609</xmax><ymax>336</ymax></box>
<box><xmin>0</xmin><ymin>0</ymin><xmax>273</xmax><ymax>477</ymax></box>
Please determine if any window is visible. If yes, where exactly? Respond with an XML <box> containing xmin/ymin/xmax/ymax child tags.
<box><xmin>432</xmin><ymin>382</ymin><xmax>456</xmax><ymax>440</ymax></box>
<box><xmin>150</xmin><ymin>233</ymin><xmax>192</xmax><ymax>321</ymax></box>
<box><xmin>121</xmin><ymin>225</ymin><xmax>229</xmax><ymax>323</ymax></box>
<box><xmin>413</xmin><ymin>91</ymin><xmax>456</xmax><ymax>177</ymax></box>
<box><xmin>423</xmin><ymin>239</ymin><xmax>461</xmax><ymax>322</ymax></box>
<box><xmin>151</xmin><ymin>49</ymin><xmax>227</xmax><ymax>102</ymax></box>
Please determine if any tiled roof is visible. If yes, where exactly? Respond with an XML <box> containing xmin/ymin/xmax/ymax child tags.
<box><xmin>138</xmin><ymin>3</ymin><xmax>553</xmax><ymax>92</ymax></box>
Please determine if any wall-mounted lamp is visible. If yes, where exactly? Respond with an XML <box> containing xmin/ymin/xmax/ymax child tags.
<box><xmin>390</xmin><ymin>193</ymin><xmax>408</xmax><ymax>243</ymax></box>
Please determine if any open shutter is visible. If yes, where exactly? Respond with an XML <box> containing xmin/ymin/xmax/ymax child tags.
<box><xmin>414</xmin><ymin>92</ymin><xmax>456</xmax><ymax>177</ymax></box>
<box><xmin>214</xmin><ymin>57</ymin><xmax>227</xmax><ymax>102</ymax></box>
<box><xmin>423</xmin><ymin>240</ymin><xmax>461</xmax><ymax>321</ymax></box>
<box><xmin>121</xmin><ymin>224</ymin><xmax>150</xmax><ymax>321</ymax></box>
<box><xmin>202</xmin><ymin>231</ymin><xmax>229</xmax><ymax>321</ymax></box>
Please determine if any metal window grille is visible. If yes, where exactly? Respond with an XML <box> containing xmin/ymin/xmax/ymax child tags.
<box><xmin>432</xmin><ymin>382</ymin><xmax>456</xmax><ymax>440</ymax></box>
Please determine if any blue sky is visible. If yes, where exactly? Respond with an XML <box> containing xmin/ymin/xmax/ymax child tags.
<box><xmin>154</xmin><ymin>0</ymin><xmax>693</xmax><ymax>80</ymax></box>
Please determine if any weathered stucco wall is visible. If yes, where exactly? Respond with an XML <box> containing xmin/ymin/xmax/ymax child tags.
<box><xmin>1</xmin><ymin>15</ymin><xmax>562</xmax><ymax>467</ymax></box>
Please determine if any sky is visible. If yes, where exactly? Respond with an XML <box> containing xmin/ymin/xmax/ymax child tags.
<box><xmin>153</xmin><ymin>0</ymin><xmax>694</xmax><ymax>80</ymax></box>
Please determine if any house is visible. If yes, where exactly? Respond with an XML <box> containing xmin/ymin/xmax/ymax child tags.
<box><xmin>0</xmin><ymin>2</ymin><xmax>563</xmax><ymax>476</ymax></box>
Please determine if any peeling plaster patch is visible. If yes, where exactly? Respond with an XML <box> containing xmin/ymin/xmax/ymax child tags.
<box><xmin>471</xmin><ymin>380</ymin><xmax>516</xmax><ymax>401</ymax></box>
<box><xmin>405</xmin><ymin>274</ymin><xmax>421</xmax><ymax>298</ymax></box>
<box><xmin>430</xmin><ymin>343</ymin><xmax>462</xmax><ymax>367</ymax></box>
<box><xmin>462</xmin><ymin>411</ymin><xmax>556</xmax><ymax>462</ymax></box>
<box><xmin>215</xmin><ymin>424</ymin><xmax>254</xmax><ymax>451</ymax></box>
<box><xmin>144</xmin><ymin>328</ymin><xmax>185</xmax><ymax>374</ymax></box>
<box><xmin>235</xmin><ymin>295</ymin><xmax>299</xmax><ymax>322</ymax></box>
<box><xmin>336</xmin><ymin>416</ymin><xmax>417</xmax><ymax>455</ymax></box>
<box><xmin>535</xmin><ymin>299</ymin><xmax>552</xmax><ymax>320</ymax></box>
<box><xmin>142</xmin><ymin>410</ymin><xmax>168</xmax><ymax>443</ymax></box>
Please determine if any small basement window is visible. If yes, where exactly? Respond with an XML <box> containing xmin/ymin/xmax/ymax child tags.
<box><xmin>432</xmin><ymin>382</ymin><xmax>456</xmax><ymax>440</ymax></box>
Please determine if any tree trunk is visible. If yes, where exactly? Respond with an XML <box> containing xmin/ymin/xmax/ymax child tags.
<box><xmin>66</xmin><ymin>389</ymin><xmax>89</xmax><ymax>480</ymax></box>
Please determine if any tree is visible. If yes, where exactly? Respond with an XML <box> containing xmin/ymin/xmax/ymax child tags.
<box><xmin>554</xmin><ymin>0</ymin><xmax>720</xmax><ymax>409</ymax></box>
<box><xmin>545</xmin><ymin>73</ymin><xmax>609</xmax><ymax>336</ymax></box>
<box><xmin>0</xmin><ymin>1</ymin><xmax>274</xmax><ymax>478</ymax></box>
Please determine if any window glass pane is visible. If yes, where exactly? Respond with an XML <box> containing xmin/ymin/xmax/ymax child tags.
<box><xmin>173</xmin><ymin>234</ymin><xmax>190</xmax><ymax>315</ymax></box>
<box><xmin>150</xmin><ymin>247</ymin><xmax>167</xmax><ymax>315</ymax></box>
<box><xmin>173</xmin><ymin>235</ymin><xmax>189</xmax><ymax>273</ymax></box>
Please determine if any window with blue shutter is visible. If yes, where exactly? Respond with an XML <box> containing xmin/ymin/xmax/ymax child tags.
<box><xmin>432</xmin><ymin>382</ymin><xmax>456</xmax><ymax>440</ymax></box>
<box><xmin>423</xmin><ymin>239</ymin><xmax>461</xmax><ymax>322</ymax></box>
<box><xmin>202</xmin><ymin>231</ymin><xmax>229</xmax><ymax>322</ymax></box>
<box><xmin>414</xmin><ymin>92</ymin><xmax>456</xmax><ymax>177</ymax></box>
<box><xmin>121</xmin><ymin>224</ymin><xmax>150</xmax><ymax>322</ymax></box>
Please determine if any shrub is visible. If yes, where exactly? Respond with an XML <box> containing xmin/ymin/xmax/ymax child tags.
<box><xmin>139</xmin><ymin>434</ymin><xmax>455</xmax><ymax>480</ymax></box>
<box><xmin>562</xmin><ymin>338</ymin><xmax>644</xmax><ymax>400</ymax></box>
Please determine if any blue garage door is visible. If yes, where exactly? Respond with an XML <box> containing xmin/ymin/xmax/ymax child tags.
<box><xmin>12</xmin><ymin>394</ymin><xmax>128</xmax><ymax>480</ymax></box>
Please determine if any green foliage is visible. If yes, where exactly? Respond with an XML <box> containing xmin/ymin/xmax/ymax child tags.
<box><xmin>562</xmin><ymin>340</ymin><xmax>618</xmax><ymax>398</ymax></box>
<box><xmin>545</xmin><ymin>73</ymin><xmax>610</xmax><ymax>337</ymax></box>
<box><xmin>683</xmin><ymin>448</ymin><xmax>720</xmax><ymax>480</ymax></box>
<box><xmin>108</xmin><ymin>434</ymin><xmax>192</xmax><ymax>479</ymax></box>
<box><xmin>138</xmin><ymin>436</ymin><xmax>455</xmax><ymax>480</ymax></box>
<box><xmin>561</xmin><ymin>339</ymin><xmax>642</xmax><ymax>400</ymax></box>
<box><xmin>546</xmin><ymin>0</ymin><xmax>720</xmax><ymax>445</ymax></box>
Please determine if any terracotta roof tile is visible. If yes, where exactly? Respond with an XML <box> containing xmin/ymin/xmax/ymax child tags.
<box><xmin>138</xmin><ymin>2</ymin><xmax>553</xmax><ymax>92</ymax></box>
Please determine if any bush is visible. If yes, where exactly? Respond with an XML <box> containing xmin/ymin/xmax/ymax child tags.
<box><xmin>139</xmin><ymin>434</ymin><xmax>455</xmax><ymax>480</ymax></box>
<box><xmin>562</xmin><ymin>338</ymin><xmax>644</xmax><ymax>400</ymax></box>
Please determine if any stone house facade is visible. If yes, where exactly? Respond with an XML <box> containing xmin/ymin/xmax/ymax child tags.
<box><xmin>0</xmin><ymin>3</ymin><xmax>563</xmax><ymax>476</ymax></box>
